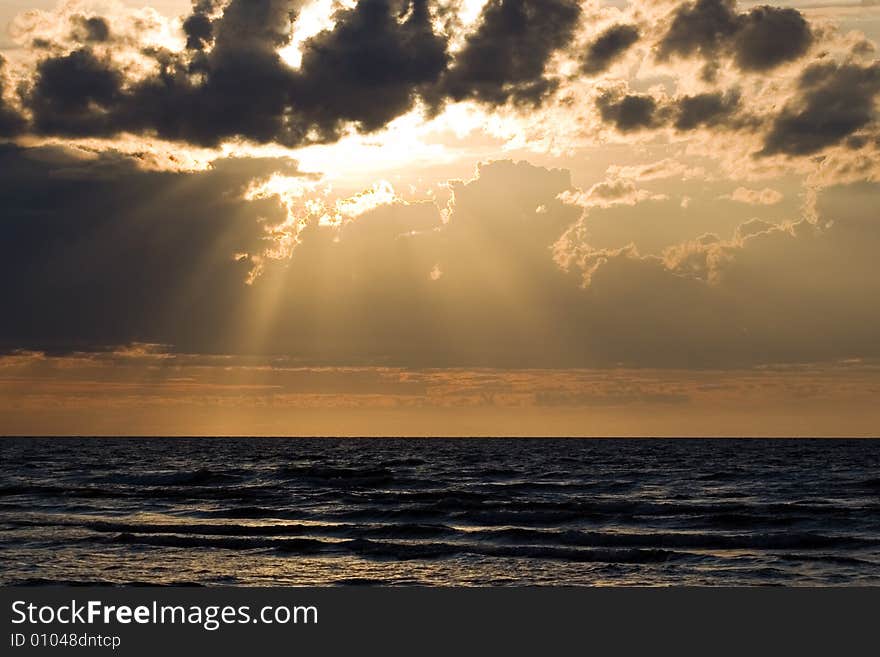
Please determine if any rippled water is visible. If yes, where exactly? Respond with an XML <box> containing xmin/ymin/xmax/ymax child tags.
<box><xmin>1</xmin><ymin>438</ymin><xmax>879</xmax><ymax>585</ymax></box>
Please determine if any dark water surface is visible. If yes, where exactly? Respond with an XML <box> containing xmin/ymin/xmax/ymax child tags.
<box><xmin>1</xmin><ymin>438</ymin><xmax>878</xmax><ymax>586</ymax></box>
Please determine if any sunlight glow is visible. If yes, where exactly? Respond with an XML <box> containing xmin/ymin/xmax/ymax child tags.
<box><xmin>278</xmin><ymin>0</ymin><xmax>341</xmax><ymax>69</ymax></box>
<box><xmin>242</xmin><ymin>175</ymin><xmax>403</xmax><ymax>280</ymax></box>
<box><xmin>335</xmin><ymin>180</ymin><xmax>398</xmax><ymax>218</ymax></box>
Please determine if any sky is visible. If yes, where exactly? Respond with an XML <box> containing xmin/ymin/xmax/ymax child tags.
<box><xmin>1</xmin><ymin>0</ymin><xmax>880</xmax><ymax>436</ymax></box>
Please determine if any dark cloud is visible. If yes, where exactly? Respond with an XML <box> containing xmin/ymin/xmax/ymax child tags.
<box><xmin>0</xmin><ymin>144</ymin><xmax>292</xmax><ymax>354</ymax></box>
<box><xmin>25</xmin><ymin>1</ymin><xmax>297</xmax><ymax>146</ymax></box>
<box><xmin>440</xmin><ymin>0</ymin><xmax>581</xmax><ymax>106</ymax></box>
<box><xmin>70</xmin><ymin>15</ymin><xmax>111</xmax><ymax>43</ymax></box>
<box><xmin>762</xmin><ymin>61</ymin><xmax>880</xmax><ymax>156</ymax></box>
<box><xmin>182</xmin><ymin>0</ymin><xmax>218</xmax><ymax>51</ymax></box>
<box><xmin>657</xmin><ymin>0</ymin><xmax>812</xmax><ymax>72</ymax></box>
<box><xmin>673</xmin><ymin>89</ymin><xmax>740</xmax><ymax>130</ymax></box>
<box><xmin>596</xmin><ymin>86</ymin><xmax>750</xmax><ymax>134</ymax></box>
<box><xmin>27</xmin><ymin>48</ymin><xmax>124</xmax><ymax>137</ymax></box>
<box><xmin>22</xmin><ymin>0</ymin><xmax>450</xmax><ymax>147</ymax></box>
<box><xmin>10</xmin><ymin>0</ymin><xmax>583</xmax><ymax>143</ymax></box>
<box><xmin>0</xmin><ymin>57</ymin><xmax>25</xmax><ymax>138</ymax></box>
<box><xmin>183</xmin><ymin>13</ymin><xmax>213</xmax><ymax>50</ymax></box>
<box><xmin>583</xmin><ymin>24</ymin><xmax>640</xmax><ymax>75</ymax></box>
<box><xmin>211</xmin><ymin>0</ymin><xmax>295</xmax><ymax>49</ymax></box>
<box><xmin>0</xmin><ymin>0</ymin><xmax>834</xmax><ymax>154</ymax></box>
<box><xmin>293</xmin><ymin>0</ymin><xmax>448</xmax><ymax>136</ymax></box>
<box><xmin>596</xmin><ymin>92</ymin><xmax>660</xmax><ymax>132</ymax></box>
<box><xmin>732</xmin><ymin>6</ymin><xmax>812</xmax><ymax>72</ymax></box>
<box><xmin>657</xmin><ymin>0</ymin><xmax>739</xmax><ymax>62</ymax></box>
<box><xmin>125</xmin><ymin>42</ymin><xmax>296</xmax><ymax>147</ymax></box>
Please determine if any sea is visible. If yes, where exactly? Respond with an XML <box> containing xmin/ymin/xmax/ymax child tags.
<box><xmin>1</xmin><ymin>438</ymin><xmax>878</xmax><ymax>586</ymax></box>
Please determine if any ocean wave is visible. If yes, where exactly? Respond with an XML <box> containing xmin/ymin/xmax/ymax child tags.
<box><xmin>776</xmin><ymin>553</ymin><xmax>879</xmax><ymax>566</ymax></box>
<box><xmin>97</xmin><ymin>527</ymin><xmax>712</xmax><ymax>565</ymax></box>
<box><xmin>80</xmin><ymin>519</ymin><xmax>455</xmax><ymax>541</ymax></box>
<box><xmin>109</xmin><ymin>532</ymin><xmax>330</xmax><ymax>553</ymax></box>
<box><xmin>466</xmin><ymin>527</ymin><xmax>879</xmax><ymax>550</ymax></box>
<box><xmin>197</xmin><ymin>506</ymin><xmax>296</xmax><ymax>519</ymax></box>
<box><xmin>41</xmin><ymin>514</ymin><xmax>879</xmax><ymax>551</ymax></box>
<box><xmin>379</xmin><ymin>458</ymin><xmax>426</xmax><ymax>468</ymax></box>
<box><xmin>7</xmin><ymin>577</ymin><xmax>204</xmax><ymax>587</ymax></box>
<box><xmin>0</xmin><ymin>484</ymin><xmax>118</xmax><ymax>499</ymax></box>
<box><xmin>278</xmin><ymin>465</ymin><xmax>396</xmax><ymax>485</ymax></box>
<box><xmin>91</xmin><ymin>468</ymin><xmax>242</xmax><ymax>487</ymax></box>
<box><xmin>98</xmin><ymin>528</ymin><xmax>706</xmax><ymax>564</ymax></box>
<box><xmin>339</xmin><ymin>538</ymin><xmax>698</xmax><ymax>564</ymax></box>
<box><xmin>3</xmin><ymin>437</ymin><xmax>880</xmax><ymax>586</ymax></box>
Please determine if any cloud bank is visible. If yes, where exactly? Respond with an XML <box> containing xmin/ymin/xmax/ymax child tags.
<box><xmin>0</xmin><ymin>0</ymin><xmax>874</xmax><ymax>163</ymax></box>
<box><xmin>1</xmin><ymin>0</ymin><xmax>879</xmax><ymax>372</ymax></box>
<box><xmin>2</xmin><ymin>142</ymin><xmax>879</xmax><ymax>369</ymax></box>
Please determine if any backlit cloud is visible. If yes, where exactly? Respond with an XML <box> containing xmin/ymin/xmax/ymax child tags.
<box><xmin>1</xmin><ymin>0</ymin><xmax>879</xmax><ymax>378</ymax></box>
